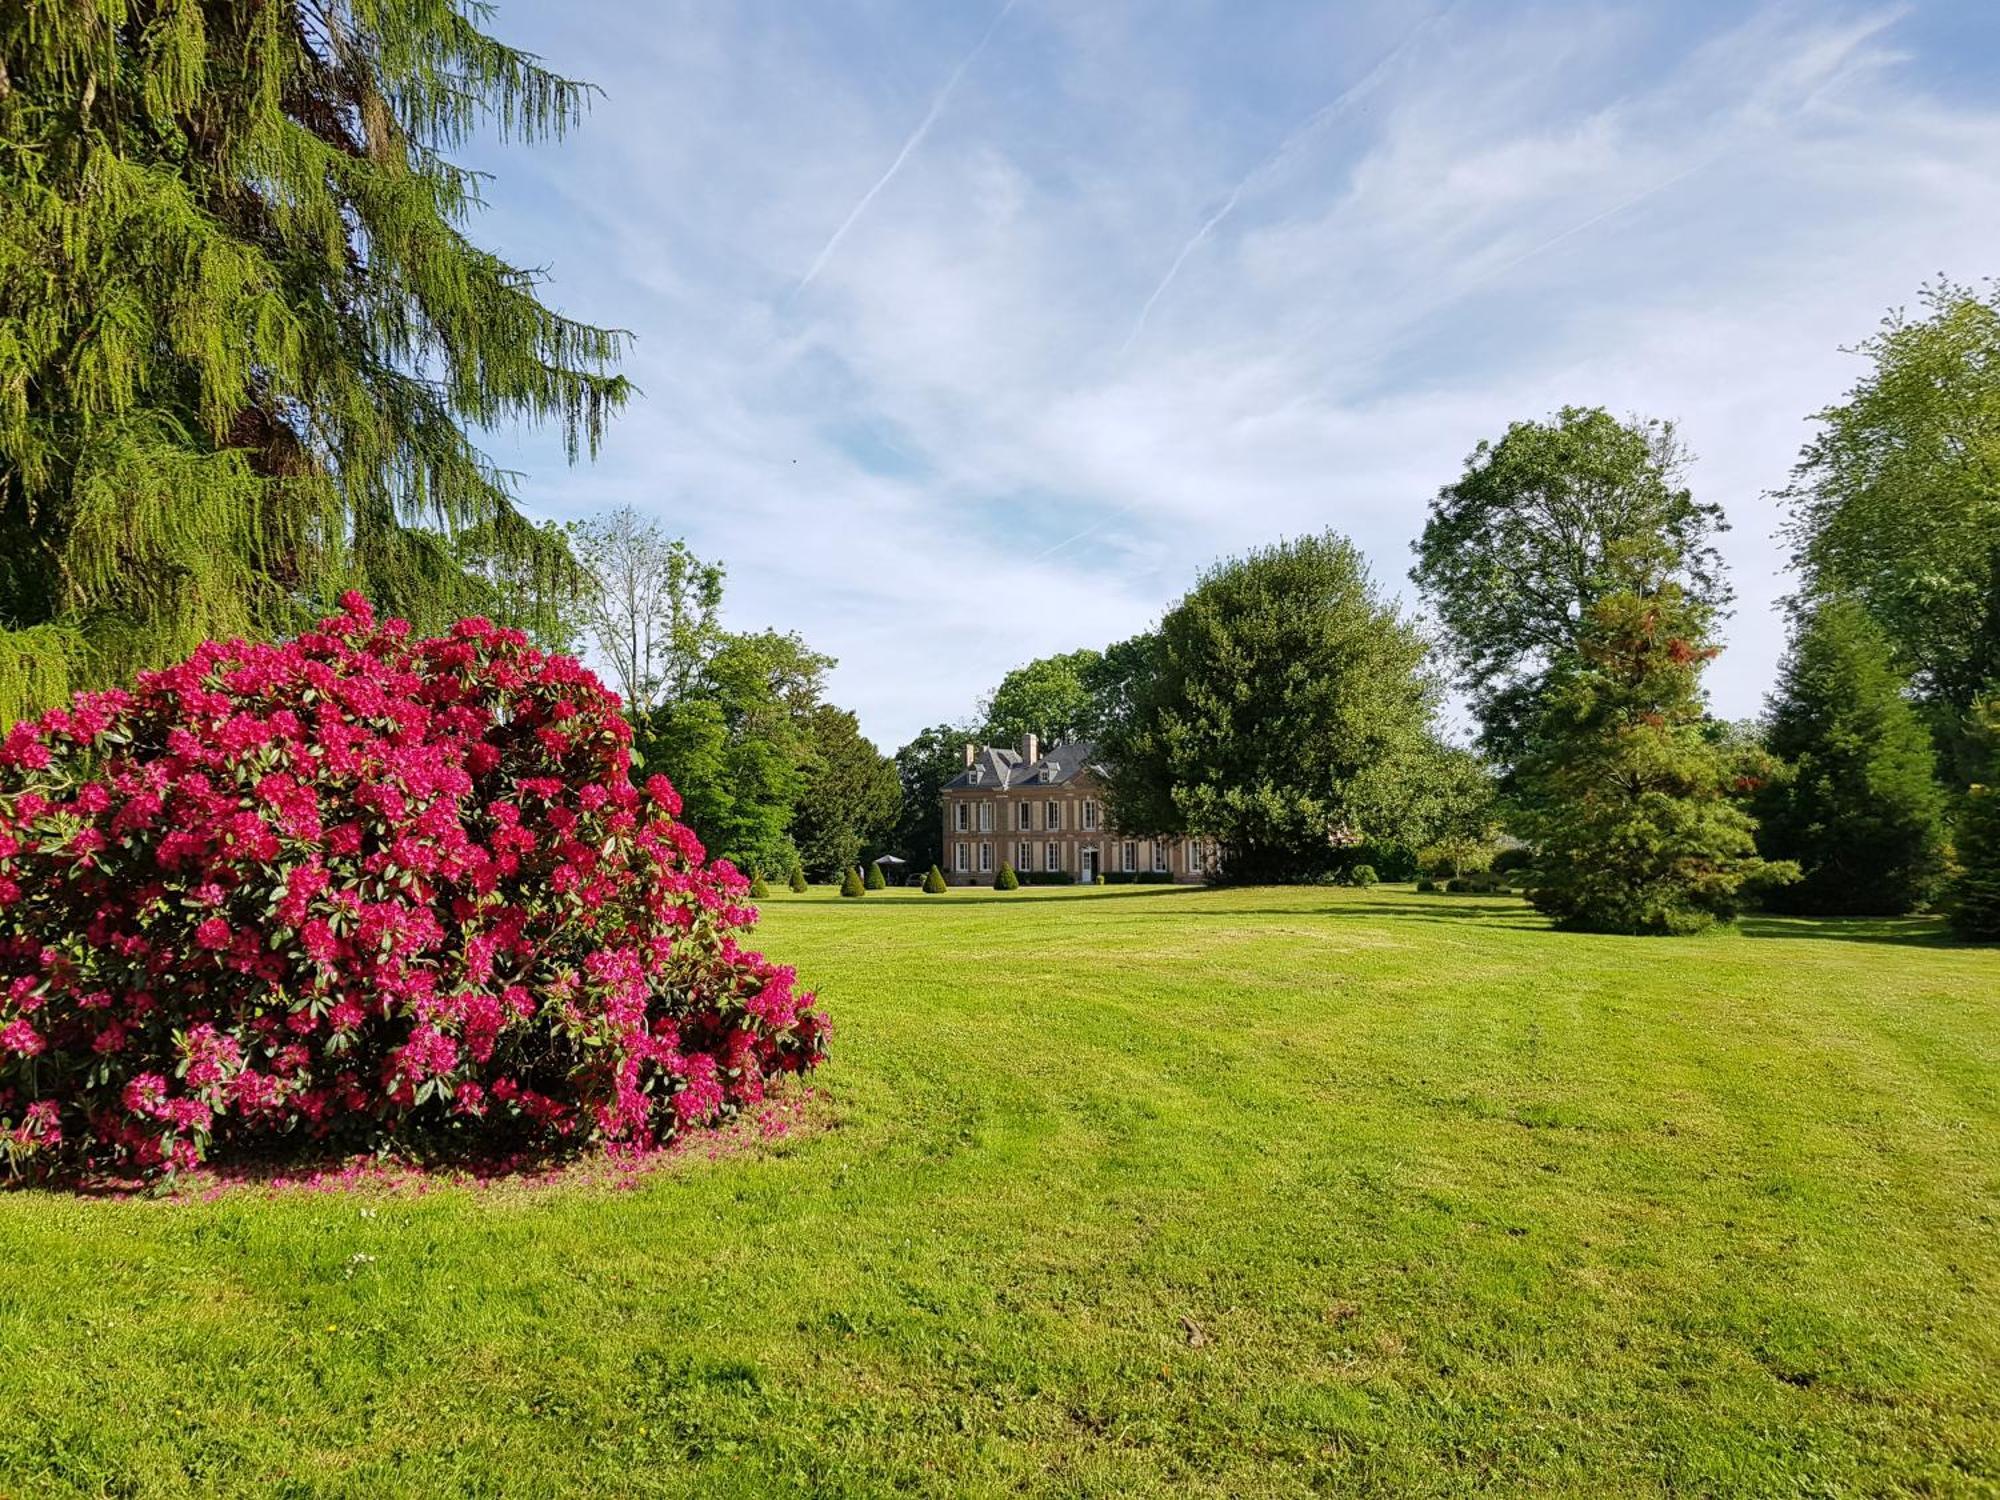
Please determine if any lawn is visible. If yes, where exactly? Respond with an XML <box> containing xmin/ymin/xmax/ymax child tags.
<box><xmin>1</xmin><ymin>884</ymin><xmax>1996</xmax><ymax>1497</ymax></box>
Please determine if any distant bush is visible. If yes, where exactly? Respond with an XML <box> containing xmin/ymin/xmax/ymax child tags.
<box><xmin>1018</xmin><ymin>871</ymin><xmax>1075</xmax><ymax>886</ymax></box>
<box><xmin>923</xmin><ymin>865</ymin><xmax>947</xmax><ymax>893</ymax></box>
<box><xmin>839</xmin><ymin>867</ymin><xmax>865</xmax><ymax>898</ymax></box>
<box><xmin>1098</xmin><ymin>871</ymin><xmax>1173</xmax><ymax>885</ymax></box>
<box><xmin>788</xmin><ymin>866</ymin><xmax>808</xmax><ymax>894</ymax></box>
<box><xmin>1446</xmin><ymin>877</ymin><xmax>1473</xmax><ymax>894</ymax></box>
<box><xmin>994</xmin><ymin>862</ymin><xmax>1020</xmax><ymax>891</ymax></box>
<box><xmin>1349</xmin><ymin>864</ymin><xmax>1379</xmax><ymax>886</ymax></box>
<box><xmin>1415</xmin><ymin>877</ymin><xmax>1438</xmax><ymax>893</ymax></box>
<box><xmin>1490</xmin><ymin>848</ymin><xmax>1534</xmax><ymax>876</ymax></box>
<box><xmin>0</xmin><ymin>596</ymin><xmax>829</xmax><ymax>1183</ymax></box>
<box><xmin>748</xmin><ymin>873</ymin><xmax>771</xmax><ymax>899</ymax></box>
<box><xmin>864</xmin><ymin>862</ymin><xmax>886</xmax><ymax>891</ymax></box>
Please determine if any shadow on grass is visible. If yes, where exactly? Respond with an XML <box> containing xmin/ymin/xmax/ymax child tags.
<box><xmin>1735</xmin><ymin>913</ymin><xmax>1966</xmax><ymax>949</ymax></box>
<box><xmin>791</xmin><ymin>886</ymin><xmax>1201</xmax><ymax>909</ymax></box>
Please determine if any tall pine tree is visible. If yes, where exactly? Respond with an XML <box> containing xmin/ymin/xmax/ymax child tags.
<box><xmin>1517</xmin><ymin>586</ymin><xmax>1793</xmax><ymax>935</ymax></box>
<box><xmin>0</xmin><ymin>2</ymin><xmax>629</xmax><ymax>722</ymax></box>
<box><xmin>1754</xmin><ymin>597</ymin><xmax>1947</xmax><ymax>915</ymax></box>
<box><xmin>1950</xmin><ymin>697</ymin><xmax>2000</xmax><ymax>942</ymax></box>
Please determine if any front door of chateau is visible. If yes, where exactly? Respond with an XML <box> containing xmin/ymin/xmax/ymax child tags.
<box><xmin>1080</xmin><ymin>847</ymin><xmax>1098</xmax><ymax>883</ymax></box>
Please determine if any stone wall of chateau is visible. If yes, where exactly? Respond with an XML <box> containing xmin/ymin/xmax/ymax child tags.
<box><xmin>939</xmin><ymin>772</ymin><xmax>1210</xmax><ymax>886</ymax></box>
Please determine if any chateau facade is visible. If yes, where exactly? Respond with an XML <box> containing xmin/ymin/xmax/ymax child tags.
<box><xmin>939</xmin><ymin>735</ymin><xmax>1211</xmax><ymax>886</ymax></box>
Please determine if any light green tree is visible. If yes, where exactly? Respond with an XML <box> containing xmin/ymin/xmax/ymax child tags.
<box><xmin>1412</xmin><ymin>406</ymin><xmax>1730</xmax><ymax>765</ymax></box>
<box><xmin>1782</xmin><ymin>280</ymin><xmax>2000</xmax><ymax>764</ymax></box>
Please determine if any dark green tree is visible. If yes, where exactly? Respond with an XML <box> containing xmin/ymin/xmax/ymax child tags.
<box><xmin>1754</xmin><ymin>598</ymin><xmax>1947</xmax><ymax>915</ymax></box>
<box><xmin>790</xmin><ymin>705</ymin><xmax>899</xmax><ymax>881</ymax></box>
<box><xmin>994</xmin><ymin>861</ymin><xmax>1019</xmax><ymax>891</ymax></box>
<box><xmin>0</xmin><ymin>2</ymin><xmax>629</xmax><ymax>721</ymax></box>
<box><xmin>863</xmin><ymin>861</ymin><xmax>886</xmax><ymax>891</ymax></box>
<box><xmin>1949</xmin><ymin>695</ymin><xmax>2000</xmax><ymax>941</ymax></box>
<box><xmin>788</xmin><ymin>865</ymin><xmax>809</xmax><ymax>894</ymax></box>
<box><xmin>1102</xmin><ymin>532</ymin><xmax>1464</xmax><ymax>882</ymax></box>
<box><xmin>923</xmin><ymin>865</ymin><xmax>948</xmax><ymax>894</ymax></box>
<box><xmin>1412</xmin><ymin>406</ymin><xmax>1730</xmax><ymax>764</ymax></box>
<box><xmin>892</xmin><ymin>723</ymin><xmax>976</xmax><ymax>872</ymax></box>
<box><xmin>1783</xmin><ymin>281</ymin><xmax>2000</xmax><ymax>759</ymax></box>
<box><xmin>839</xmin><ymin>866</ymin><xmax>865</xmax><ymax>899</ymax></box>
<box><xmin>1517</xmin><ymin>587</ymin><xmax>1792</xmax><ymax>935</ymax></box>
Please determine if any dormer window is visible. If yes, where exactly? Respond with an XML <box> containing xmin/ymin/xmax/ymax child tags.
<box><xmin>968</xmin><ymin>766</ymin><xmax>984</xmax><ymax>785</ymax></box>
<box><xmin>1040</xmin><ymin>762</ymin><xmax>1058</xmax><ymax>783</ymax></box>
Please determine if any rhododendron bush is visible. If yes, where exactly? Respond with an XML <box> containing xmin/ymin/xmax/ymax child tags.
<box><xmin>0</xmin><ymin>597</ymin><xmax>828</xmax><ymax>1181</ymax></box>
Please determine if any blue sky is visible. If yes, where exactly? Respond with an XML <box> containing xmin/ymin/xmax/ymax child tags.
<box><xmin>465</xmin><ymin>0</ymin><xmax>2000</xmax><ymax>750</ymax></box>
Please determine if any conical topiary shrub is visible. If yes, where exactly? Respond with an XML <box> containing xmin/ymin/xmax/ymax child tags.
<box><xmin>923</xmin><ymin>865</ymin><xmax>948</xmax><ymax>894</ymax></box>
<box><xmin>994</xmin><ymin>861</ymin><xmax>1020</xmax><ymax>891</ymax></box>
<box><xmin>840</xmin><ymin>867</ymin><xmax>866</xmax><ymax>898</ymax></box>
<box><xmin>864</xmin><ymin>861</ymin><xmax>886</xmax><ymax>890</ymax></box>
<box><xmin>788</xmin><ymin>866</ymin><xmax>808</xmax><ymax>894</ymax></box>
<box><xmin>748</xmin><ymin>873</ymin><xmax>771</xmax><ymax>899</ymax></box>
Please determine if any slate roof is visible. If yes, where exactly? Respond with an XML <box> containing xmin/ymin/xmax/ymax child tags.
<box><xmin>943</xmin><ymin>740</ymin><xmax>1100</xmax><ymax>792</ymax></box>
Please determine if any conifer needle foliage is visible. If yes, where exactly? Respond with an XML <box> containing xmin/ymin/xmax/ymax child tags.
<box><xmin>0</xmin><ymin>1</ymin><xmax>631</xmax><ymax>724</ymax></box>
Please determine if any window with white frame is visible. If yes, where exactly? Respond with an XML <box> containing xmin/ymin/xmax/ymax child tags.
<box><xmin>1082</xmin><ymin>799</ymin><xmax>1098</xmax><ymax>830</ymax></box>
<box><xmin>1018</xmin><ymin>800</ymin><xmax>1033</xmax><ymax>831</ymax></box>
<box><xmin>1186</xmin><ymin>840</ymin><xmax>1204</xmax><ymax>872</ymax></box>
<box><xmin>1046</xmin><ymin>799</ymin><xmax>1061</xmax><ymax>830</ymax></box>
<box><xmin>1121</xmin><ymin>840</ymin><xmax>1137</xmax><ymax>872</ymax></box>
<box><xmin>1017</xmin><ymin>841</ymin><xmax>1032</xmax><ymax>871</ymax></box>
<box><xmin>954</xmin><ymin>802</ymin><xmax>969</xmax><ymax>832</ymax></box>
<box><xmin>1152</xmin><ymin>841</ymin><xmax>1169</xmax><ymax>873</ymax></box>
<box><xmin>978</xmin><ymin>802</ymin><xmax>993</xmax><ymax>832</ymax></box>
<box><xmin>979</xmin><ymin>842</ymin><xmax>992</xmax><ymax>873</ymax></box>
<box><xmin>1045</xmin><ymin>841</ymin><xmax>1061</xmax><ymax>872</ymax></box>
<box><xmin>954</xmin><ymin>841</ymin><xmax>969</xmax><ymax>872</ymax></box>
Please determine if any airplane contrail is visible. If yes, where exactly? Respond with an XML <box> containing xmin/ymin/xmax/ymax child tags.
<box><xmin>1118</xmin><ymin>2</ymin><xmax>1458</xmax><ymax>355</ymax></box>
<box><xmin>792</xmin><ymin>0</ymin><xmax>1019</xmax><ymax>296</ymax></box>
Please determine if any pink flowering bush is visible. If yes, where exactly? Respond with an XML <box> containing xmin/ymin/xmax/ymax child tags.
<box><xmin>0</xmin><ymin>596</ymin><xmax>828</xmax><ymax>1181</ymax></box>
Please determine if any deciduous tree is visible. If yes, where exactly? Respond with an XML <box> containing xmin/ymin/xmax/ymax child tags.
<box><xmin>1102</xmin><ymin>532</ymin><xmax>1464</xmax><ymax>882</ymax></box>
<box><xmin>1412</xmin><ymin>407</ymin><xmax>1729</xmax><ymax>764</ymax></box>
<box><xmin>1781</xmin><ymin>280</ymin><xmax>2000</xmax><ymax>765</ymax></box>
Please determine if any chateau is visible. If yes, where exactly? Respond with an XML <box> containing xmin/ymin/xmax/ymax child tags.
<box><xmin>939</xmin><ymin>735</ymin><xmax>1211</xmax><ymax>886</ymax></box>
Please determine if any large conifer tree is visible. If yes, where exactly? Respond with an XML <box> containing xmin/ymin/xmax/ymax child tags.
<box><xmin>1754</xmin><ymin>597</ymin><xmax>1947</xmax><ymax>915</ymax></box>
<box><xmin>1516</xmin><ymin>586</ymin><xmax>1792</xmax><ymax>935</ymax></box>
<box><xmin>0</xmin><ymin>1</ymin><xmax>629</xmax><ymax>722</ymax></box>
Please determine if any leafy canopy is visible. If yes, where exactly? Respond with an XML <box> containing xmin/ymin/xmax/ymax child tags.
<box><xmin>981</xmin><ymin>650</ymin><xmax>1106</xmax><ymax>746</ymax></box>
<box><xmin>1412</xmin><ymin>406</ymin><xmax>1730</xmax><ymax>763</ymax></box>
<box><xmin>1781</xmin><ymin>280</ymin><xmax>2000</xmax><ymax>752</ymax></box>
<box><xmin>1102</xmin><ymin>532</ymin><xmax>1474</xmax><ymax>883</ymax></box>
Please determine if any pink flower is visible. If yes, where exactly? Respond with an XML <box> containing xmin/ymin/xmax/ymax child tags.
<box><xmin>194</xmin><ymin>917</ymin><xmax>231</xmax><ymax>950</ymax></box>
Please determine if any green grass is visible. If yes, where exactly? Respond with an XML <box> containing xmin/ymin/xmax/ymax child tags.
<box><xmin>3</xmin><ymin>884</ymin><xmax>1997</xmax><ymax>1497</ymax></box>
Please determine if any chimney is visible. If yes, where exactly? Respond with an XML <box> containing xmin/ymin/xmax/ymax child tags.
<box><xmin>964</xmin><ymin>742</ymin><xmax>976</xmax><ymax>767</ymax></box>
<box><xmin>1020</xmin><ymin>732</ymin><xmax>1039</xmax><ymax>766</ymax></box>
